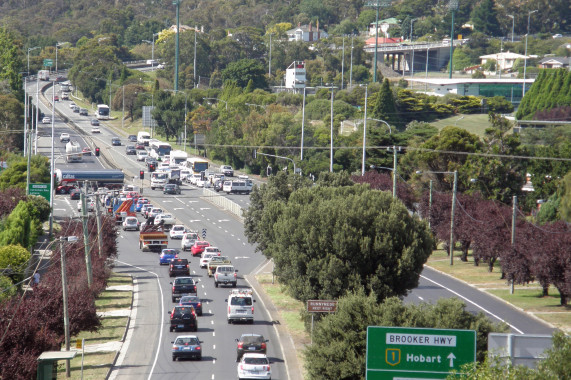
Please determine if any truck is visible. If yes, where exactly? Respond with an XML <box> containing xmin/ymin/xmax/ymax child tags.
<box><xmin>113</xmin><ymin>199</ymin><xmax>136</xmax><ymax>224</ymax></box>
<box><xmin>38</xmin><ymin>70</ymin><xmax>50</xmax><ymax>81</ymax></box>
<box><xmin>168</xmin><ymin>169</ymin><xmax>182</xmax><ymax>185</ymax></box>
<box><xmin>139</xmin><ymin>224</ymin><xmax>168</xmax><ymax>252</ymax></box>
<box><xmin>61</xmin><ymin>92</ymin><xmax>69</xmax><ymax>100</ymax></box>
<box><xmin>169</xmin><ymin>150</ymin><xmax>188</xmax><ymax>166</ymax></box>
<box><xmin>137</xmin><ymin>131</ymin><xmax>151</xmax><ymax>146</ymax></box>
<box><xmin>207</xmin><ymin>256</ymin><xmax>232</xmax><ymax>277</ymax></box>
<box><xmin>150</xmin><ymin>171</ymin><xmax>168</xmax><ymax>190</ymax></box>
<box><xmin>214</xmin><ymin>265</ymin><xmax>237</xmax><ymax>288</ymax></box>
<box><xmin>65</xmin><ymin>141</ymin><xmax>83</xmax><ymax>163</ymax></box>
<box><xmin>55</xmin><ymin>169</ymin><xmax>125</xmax><ymax>194</ymax></box>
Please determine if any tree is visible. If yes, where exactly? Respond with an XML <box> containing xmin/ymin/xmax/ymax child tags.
<box><xmin>221</xmin><ymin>59</ymin><xmax>268</xmax><ymax>89</ymax></box>
<box><xmin>0</xmin><ymin>94</ymin><xmax>24</xmax><ymax>152</ymax></box>
<box><xmin>305</xmin><ymin>294</ymin><xmax>508</xmax><ymax>380</ymax></box>
<box><xmin>0</xmin><ymin>27</ymin><xmax>23</xmax><ymax>93</ymax></box>
<box><xmin>0</xmin><ymin>245</ymin><xmax>30</xmax><ymax>285</ymax></box>
<box><xmin>470</xmin><ymin>0</ymin><xmax>501</xmax><ymax>36</ymax></box>
<box><xmin>372</xmin><ymin>79</ymin><xmax>398</xmax><ymax>127</ymax></box>
<box><xmin>151</xmin><ymin>90</ymin><xmax>191</xmax><ymax>141</ymax></box>
<box><xmin>0</xmin><ymin>154</ymin><xmax>51</xmax><ymax>190</ymax></box>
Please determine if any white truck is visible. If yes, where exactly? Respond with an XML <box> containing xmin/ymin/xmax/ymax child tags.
<box><xmin>65</xmin><ymin>141</ymin><xmax>83</xmax><ymax>163</ymax></box>
<box><xmin>38</xmin><ymin>70</ymin><xmax>50</xmax><ymax>81</ymax></box>
<box><xmin>222</xmin><ymin>179</ymin><xmax>253</xmax><ymax>194</ymax></box>
<box><xmin>137</xmin><ymin>131</ymin><xmax>151</xmax><ymax>146</ymax></box>
<box><xmin>168</xmin><ymin>169</ymin><xmax>182</xmax><ymax>185</ymax></box>
<box><xmin>150</xmin><ymin>171</ymin><xmax>168</xmax><ymax>190</ymax></box>
<box><xmin>169</xmin><ymin>150</ymin><xmax>188</xmax><ymax>166</ymax></box>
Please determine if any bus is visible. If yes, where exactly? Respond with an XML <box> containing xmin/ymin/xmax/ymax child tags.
<box><xmin>186</xmin><ymin>157</ymin><xmax>209</xmax><ymax>175</ymax></box>
<box><xmin>169</xmin><ymin>150</ymin><xmax>188</xmax><ymax>166</ymax></box>
<box><xmin>149</xmin><ymin>140</ymin><xmax>172</xmax><ymax>161</ymax></box>
<box><xmin>96</xmin><ymin>104</ymin><xmax>110</xmax><ymax>120</ymax></box>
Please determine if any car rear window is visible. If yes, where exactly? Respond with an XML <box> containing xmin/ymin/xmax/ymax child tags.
<box><xmin>244</xmin><ymin>357</ymin><xmax>268</xmax><ymax>365</ymax></box>
<box><xmin>175</xmin><ymin>337</ymin><xmax>199</xmax><ymax>345</ymax></box>
<box><xmin>231</xmin><ymin>297</ymin><xmax>252</xmax><ymax>306</ymax></box>
<box><xmin>176</xmin><ymin>278</ymin><xmax>193</xmax><ymax>284</ymax></box>
<box><xmin>242</xmin><ymin>335</ymin><xmax>263</xmax><ymax>344</ymax></box>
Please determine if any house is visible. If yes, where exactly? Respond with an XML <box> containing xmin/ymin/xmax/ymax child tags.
<box><xmin>479</xmin><ymin>51</ymin><xmax>528</xmax><ymax>72</ymax></box>
<box><xmin>369</xmin><ymin>17</ymin><xmax>400</xmax><ymax>37</ymax></box>
<box><xmin>538</xmin><ymin>57</ymin><xmax>571</xmax><ymax>69</ymax></box>
<box><xmin>284</xmin><ymin>61</ymin><xmax>306</xmax><ymax>93</ymax></box>
<box><xmin>286</xmin><ymin>21</ymin><xmax>328</xmax><ymax>42</ymax></box>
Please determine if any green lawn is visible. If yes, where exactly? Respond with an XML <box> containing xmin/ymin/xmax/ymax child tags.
<box><xmin>429</xmin><ymin>114</ymin><xmax>491</xmax><ymax>137</ymax></box>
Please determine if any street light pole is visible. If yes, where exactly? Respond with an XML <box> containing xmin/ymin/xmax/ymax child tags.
<box><xmin>341</xmin><ymin>36</ymin><xmax>345</xmax><ymax>89</ymax></box>
<box><xmin>362</xmin><ymin>85</ymin><xmax>368</xmax><ymax>175</ymax></box>
<box><xmin>55</xmin><ymin>42</ymin><xmax>67</xmax><ymax>74</ymax></box>
<box><xmin>449</xmin><ymin>170</ymin><xmax>458</xmax><ymax>265</ymax></box>
<box><xmin>349</xmin><ymin>35</ymin><xmax>354</xmax><ymax>88</ymax></box>
<box><xmin>173</xmin><ymin>0</ymin><xmax>180</xmax><ymax>91</ymax></box>
<box><xmin>507</xmin><ymin>15</ymin><xmax>515</xmax><ymax>43</ymax></box>
<box><xmin>448</xmin><ymin>0</ymin><xmax>459</xmax><ymax>79</ymax></box>
<box><xmin>60</xmin><ymin>238</ymin><xmax>71</xmax><ymax>377</ymax></box>
<box><xmin>522</xmin><ymin>10</ymin><xmax>538</xmax><ymax>97</ymax></box>
<box><xmin>410</xmin><ymin>18</ymin><xmax>417</xmax><ymax>78</ymax></box>
<box><xmin>301</xmin><ymin>87</ymin><xmax>306</xmax><ymax>160</ymax></box>
<box><xmin>49</xmin><ymin>81</ymin><xmax>56</xmax><ymax>239</ymax></box>
<box><xmin>268</xmin><ymin>33</ymin><xmax>272</xmax><ymax>78</ymax></box>
<box><xmin>27</xmin><ymin>46</ymin><xmax>40</xmax><ymax>76</ymax></box>
<box><xmin>330</xmin><ymin>86</ymin><xmax>334</xmax><ymax>172</ymax></box>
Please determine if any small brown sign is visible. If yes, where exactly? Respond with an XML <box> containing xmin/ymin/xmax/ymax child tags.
<box><xmin>307</xmin><ymin>300</ymin><xmax>337</xmax><ymax>313</ymax></box>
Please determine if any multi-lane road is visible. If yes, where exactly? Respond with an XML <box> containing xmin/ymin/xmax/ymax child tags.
<box><xmin>30</xmin><ymin>79</ymin><xmax>555</xmax><ymax>380</ymax></box>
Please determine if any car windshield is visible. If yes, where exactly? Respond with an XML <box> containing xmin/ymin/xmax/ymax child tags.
<box><xmin>243</xmin><ymin>357</ymin><xmax>268</xmax><ymax>365</ymax></box>
<box><xmin>242</xmin><ymin>335</ymin><xmax>264</xmax><ymax>344</ymax></box>
<box><xmin>126</xmin><ymin>218</ymin><xmax>137</xmax><ymax>224</ymax></box>
<box><xmin>198</xmin><ymin>242</ymin><xmax>208</xmax><ymax>246</ymax></box>
<box><xmin>175</xmin><ymin>337</ymin><xmax>199</xmax><ymax>345</ymax></box>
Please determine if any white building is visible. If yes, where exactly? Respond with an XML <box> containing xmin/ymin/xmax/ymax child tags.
<box><xmin>284</xmin><ymin>61</ymin><xmax>306</xmax><ymax>93</ymax></box>
<box><xmin>286</xmin><ymin>21</ymin><xmax>328</xmax><ymax>42</ymax></box>
<box><xmin>479</xmin><ymin>51</ymin><xmax>528</xmax><ymax>72</ymax></box>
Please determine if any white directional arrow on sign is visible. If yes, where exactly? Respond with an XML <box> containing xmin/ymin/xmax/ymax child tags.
<box><xmin>447</xmin><ymin>353</ymin><xmax>456</xmax><ymax>367</ymax></box>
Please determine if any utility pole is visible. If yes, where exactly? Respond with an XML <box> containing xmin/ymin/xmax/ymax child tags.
<box><xmin>95</xmin><ymin>195</ymin><xmax>103</xmax><ymax>257</ymax></box>
<box><xmin>341</xmin><ymin>36</ymin><xmax>345</xmax><ymax>90</ymax></box>
<box><xmin>80</xmin><ymin>189</ymin><xmax>93</xmax><ymax>287</ymax></box>
<box><xmin>361</xmin><ymin>85</ymin><xmax>368</xmax><ymax>175</ymax></box>
<box><xmin>428</xmin><ymin>180</ymin><xmax>433</xmax><ymax>229</ymax></box>
<box><xmin>392</xmin><ymin>145</ymin><xmax>397</xmax><ymax>198</ymax></box>
<box><xmin>329</xmin><ymin>87</ymin><xmax>334</xmax><ymax>172</ymax></box>
<box><xmin>349</xmin><ymin>35</ymin><xmax>354</xmax><ymax>88</ymax></box>
<box><xmin>268</xmin><ymin>33</ymin><xmax>272</xmax><ymax>78</ymax></box>
<box><xmin>121</xmin><ymin>85</ymin><xmax>125</xmax><ymax>129</ymax></box>
<box><xmin>301</xmin><ymin>87</ymin><xmax>306</xmax><ymax>160</ymax></box>
<box><xmin>60</xmin><ymin>239</ymin><xmax>71</xmax><ymax>377</ymax></box>
<box><xmin>173</xmin><ymin>0</ymin><xmax>181</xmax><ymax>91</ymax></box>
<box><xmin>510</xmin><ymin>195</ymin><xmax>517</xmax><ymax>294</ymax></box>
<box><xmin>449</xmin><ymin>170</ymin><xmax>458</xmax><ymax>265</ymax></box>
<box><xmin>193</xmin><ymin>30</ymin><xmax>197</xmax><ymax>88</ymax></box>
<box><xmin>48</xmin><ymin>81</ymin><xmax>56</xmax><ymax>239</ymax></box>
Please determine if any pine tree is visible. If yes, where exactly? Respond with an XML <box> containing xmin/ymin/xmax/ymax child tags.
<box><xmin>372</xmin><ymin>78</ymin><xmax>398</xmax><ymax>126</ymax></box>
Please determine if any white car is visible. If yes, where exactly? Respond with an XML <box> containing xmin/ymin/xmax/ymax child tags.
<box><xmin>237</xmin><ymin>353</ymin><xmax>271</xmax><ymax>380</ymax></box>
<box><xmin>154</xmin><ymin>213</ymin><xmax>176</xmax><ymax>226</ymax></box>
<box><xmin>42</xmin><ymin>117</ymin><xmax>51</xmax><ymax>124</ymax></box>
<box><xmin>69</xmin><ymin>102</ymin><xmax>77</xmax><ymax>109</ymax></box>
<box><xmin>59</xmin><ymin>133</ymin><xmax>70</xmax><ymax>142</ymax></box>
<box><xmin>170</xmin><ymin>225</ymin><xmax>186</xmax><ymax>239</ymax></box>
<box><xmin>203</xmin><ymin>246</ymin><xmax>221</xmax><ymax>256</ymax></box>
<box><xmin>181</xmin><ymin>231</ymin><xmax>199</xmax><ymax>251</ymax></box>
<box><xmin>199</xmin><ymin>252</ymin><xmax>217</xmax><ymax>268</ymax></box>
<box><xmin>196</xmin><ymin>177</ymin><xmax>209</xmax><ymax>188</ymax></box>
<box><xmin>91</xmin><ymin>126</ymin><xmax>100</xmax><ymax>133</ymax></box>
<box><xmin>136</xmin><ymin>150</ymin><xmax>148</xmax><ymax>161</ymax></box>
<box><xmin>77</xmin><ymin>200</ymin><xmax>95</xmax><ymax>212</ymax></box>
<box><xmin>147</xmin><ymin>208</ymin><xmax>163</xmax><ymax>219</ymax></box>
<box><xmin>122</xmin><ymin>216</ymin><xmax>140</xmax><ymax>231</ymax></box>
<box><xmin>188</xmin><ymin>173</ymin><xmax>201</xmax><ymax>185</ymax></box>
<box><xmin>180</xmin><ymin>170</ymin><xmax>191</xmax><ymax>181</ymax></box>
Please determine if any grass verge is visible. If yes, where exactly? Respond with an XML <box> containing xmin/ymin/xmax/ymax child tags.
<box><xmin>429</xmin><ymin>114</ymin><xmax>491</xmax><ymax>137</ymax></box>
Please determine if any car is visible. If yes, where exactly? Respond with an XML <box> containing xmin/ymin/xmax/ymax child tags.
<box><xmin>128</xmin><ymin>135</ymin><xmax>137</xmax><ymax>142</ymax></box>
<box><xmin>170</xmin><ymin>225</ymin><xmax>187</xmax><ymax>239</ymax></box>
<box><xmin>54</xmin><ymin>95</ymin><xmax>59</xmax><ymax>102</ymax></box>
<box><xmin>147</xmin><ymin>207</ymin><xmax>163</xmax><ymax>220</ymax></box>
<box><xmin>82</xmin><ymin>147</ymin><xmax>92</xmax><ymax>156</ymax></box>
<box><xmin>136</xmin><ymin>150</ymin><xmax>148</xmax><ymax>161</ymax></box>
<box><xmin>199</xmin><ymin>253</ymin><xmax>216</xmax><ymax>269</ymax></box>
<box><xmin>188</xmin><ymin>173</ymin><xmax>202</xmax><ymax>185</ymax></box>
<box><xmin>125</xmin><ymin>145</ymin><xmax>137</xmax><ymax>155</ymax></box>
<box><xmin>59</xmin><ymin>133</ymin><xmax>70</xmax><ymax>143</ymax></box>
<box><xmin>141</xmin><ymin>204</ymin><xmax>154</xmax><ymax>217</ymax></box>
<box><xmin>154</xmin><ymin>213</ymin><xmax>176</xmax><ymax>226</ymax></box>
<box><xmin>171</xmin><ymin>335</ymin><xmax>202</xmax><ymax>361</ymax></box>
<box><xmin>42</xmin><ymin>116</ymin><xmax>51</xmax><ymax>124</ymax></box>
<box><xmin>90</xmin><ymin>119</ymin><xmax>100</xmax><ymax>126</ymax></box>
<box><xmin>171</xmin><ymin>276</ymin><xmax>198</xmax><ymax>301</ymax></box>
<box><xmin>226</xmin><ymin>289</ymin><xmax>255</xmax><ymax>324</ymax></box>
<box><xmin>203</xmin><ymin>246</ymin><xmax>221</xmax><ymax>256</ymax></box>
<box><xmin>159</xmin><ymin>249</ymin><xmax>179</xmax><ymax>265</ymax></box>
<box><xmin>236</xmin><ymin>334</ymin><xmax>268</xmax><ymax>362</ymax></box>
<box><xmin>69</xmin><ymin>189</ymin><xmax>81</xmax><ymax>200</ymax></box>
<box><xmin>207</xmin><ymin>255</ymin><xmax>231</xmax><ymax>277</ymax></box>
<box><xmin>77</xmin><ymin>199</ymin><xmax>95</xmax><ymax>212</ymax></box>
<box><xmin>553</xmin><ymin>34</ymin><xmax>563</xmax><ymax>39</ymax></box>
<box><xmin>111</xmin><ymin>137</ymin><xmax>121</xmax><ymax>146</ymax></box>
<box><xmin>168</xmin><ymin>305</ymin><xmax>197</xmax><ymax>332</ymax></box>
<box><xmin>220</xmin><ymin>165</ymin><xmax>234</xmax><ymax>177</ymax></box>
<box><xmin>237</xmin><ymin>353</ymin><xmax>271</xmax><ymax>380</ymax></box>
<box><xmin>213</xmin><ymin>179</ymin><xmax>224</xmax><ymax>192</ymax></box>
<box><xmin>181</xmin><ymin>231</ymin><xmax>199</xmax><ymax>251</ymax></box>
<box><xmin>79</xmin><ymin>108</ymin><xmax>88</xmax><ymax>116</ymax></box>
<box><xmin>135</xmin><ymin>199</ymin><xmax>149</xmax><ymax>212</ymax></box>
<box><xmin>163</xmin><ymin>184</ymin><xmax>181</xmax><ymax>195</ymax></box>
<box><xmin>91</xmin><ymin>126</ymin><xmax>101</xmax><ymax>133</ymax></box>
<box><xmin>135</xmin><ymin>142</ymin><xmax>145</xmax><ymax>150</ymax></box>
<box><xmin>169</xmin><ymin>258</ymin><xmax>190</xmax><ymax>277</ymax></box>
<box><xmin>191</xmin><ymin>241</ymin><xmax>210</xmax><ymax>256</ymax></box>
<box><xmin>122</xmin><ymin>216</ymin><xmax>140</xmax><ymax>231</ymax></box>
<box><xmin>214</xmin><ymin>265</ymin><xmax>237</xmax><ymax>288</ymax></box>
<box><xmin>178</xmin><ymin>295</ymin><xmax>203</xmax><ymax>316</ymax></box>
<box><xmin>72</xmin><ymin>105</ymin><xmax>80</xmax><ymax>113</ymax></box>
<box><xmin>69</xmin><ymin>102</ymin><xmax>77</xmax><ymax>109</ymax></box>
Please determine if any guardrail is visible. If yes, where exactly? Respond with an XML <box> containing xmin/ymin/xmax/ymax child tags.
<box><xmin>201</xmin><ymin>188</ymin><xmax>244</xmax><ymax>222</ymax></box>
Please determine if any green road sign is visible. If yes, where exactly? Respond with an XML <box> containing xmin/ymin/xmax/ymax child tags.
<box><xmin>28</xmin><ymin>183</ymin><xmax>51</xmax><ymax>202</ymax></box>
<box><xmin>366</xmin><ymin>326</ymin><xmax>476</xmax><ymax>380</ymax></box>
<box><xmin>43</xmin><ymin>59</ymin><xmax>53</xmax><ymax>67</ymax></box>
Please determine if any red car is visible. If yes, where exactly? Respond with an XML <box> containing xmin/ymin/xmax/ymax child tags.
<box><xmin>191</xmin><ymin>241</ymin><xmax>210</xmax><ymax>256</ymax></box>
<box><xmin>82</xmin><ymin>147</ymin><xmax>91</xmax><ymax>156</ymax></box>
<box><xmin>135</xmin><ymin>143</ymin><xmax>145</xmax><ymax>150</ymax></box>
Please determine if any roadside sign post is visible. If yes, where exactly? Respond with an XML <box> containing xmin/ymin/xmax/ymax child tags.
<box><xmin>28</xmin><ymin>183</ymin><xmax>51</xmax><ymax>202</ymax></box>
<box><xmin>307</xmin><ymin>300</ymin><xmax>337</xmax><ymax>345</ymax></box>
<box><xmin>202</xmin><ymin>228</ymin><xmax>207</xmax><ymax>239</ymax></box>
<box><xmin>366</xmin><ymin>326</ymin><xmax>476</xmax><ymax>379</ymax></box>
<box><xmin>43</xmin><ymin>59</ymin><xmax>53</xmax><ymax>67</ymax></box>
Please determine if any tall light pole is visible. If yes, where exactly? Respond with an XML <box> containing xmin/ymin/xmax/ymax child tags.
<box><xmin>27</xmin><ymin>46</ymin><xmax>40</xmax><ymax>76</ymax></box>
<box><xmin>55</xmin><ymin>42</ymin><xmax>67</xmax><ymax>74</ymax></box>
<box><xmin>507</xmin><ymin>15</ymin><xmax>515</xmax><ymax>43</ymax></box>
<box><xmin>49</xmin><ymin>81</ymin><xmax>56</xmax><ymax>238</ymax></box>
<box><xmin>448</xmin><ymin>0</ymin><xmax>459</xmax><ymax>79</ymax></box>
<box><xmin>410</xmin><ymin>18</ymin><xmax>417</xmax><ymax>78</ymax></box>
<box><xmin>193</xmin><ymin>30</ymin><xmax>197</xmax><ymax>88</ymax></box>
<box><xmin>268</xmin><ymin>33</ymin><xmax>272</xmax><ymax>78</ymax></box>
<box><xmin>330</xmin><ymin>86</ymin><xmax>335</xmax><ymax>172</ymax></box>
<box><xmin>341</xmin><ymin>36</ymin><xmax>345</xmax><ymax>89</ymax></box>
<box><xmin>173</xmin><ymin>0</ymin><xmax>181</xmax><ymax>91</ymax></box>
<box><xmin>349</xmin><ymin>35</ymin><xmax>354</xmax><ymax>88</ymax></box>
<box><xmin>361</xmin><ymin>85</ymin><xmax>368</xmax><ymax>175</ymax></box>
<box><xmin>522</xmin><ymin>9</ymin><xmax>538</xmax><ymax>98</ymax></box>
<box><xmin>301</xmin><ymin>87</ymin><xmax>306</xmax><ymax>160</ymax></box>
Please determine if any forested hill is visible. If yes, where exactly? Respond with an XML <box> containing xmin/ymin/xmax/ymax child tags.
<box><xmin>2</xmin><ymin>0</ymin><xmax>569</xmax><ymax>46</ymax></box>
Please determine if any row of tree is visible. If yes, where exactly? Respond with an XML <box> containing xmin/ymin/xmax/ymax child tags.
<box><xmin>516</xmin><ymin>69</ymin><xmax>571</xmax><ymax>120</ymax></box>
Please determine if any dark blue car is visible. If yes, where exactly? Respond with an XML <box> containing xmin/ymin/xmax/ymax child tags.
<box><xmin>159</xmin><ymin>249</ymin><xmax>179</xmax><ymax>265</ymax></box>
<box><xmin>178</xmin><ymin>295</ymin><xmax>203</xmax><ymax>316</ymax></box>
<box><xmin>135</xmin><ymin>200</ymin><xmax>149</xmax><ymax>212</ymax></box>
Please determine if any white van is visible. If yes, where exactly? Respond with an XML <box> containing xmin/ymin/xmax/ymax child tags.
<box><xmin>137</xmin><ymin>131</ymin><xmax>151</xmax><ymax>146</ymax></box>
<box><xmin>222</xmin><ymin>180</ymin><xmax>253</xmax><ymax>195</ymax></box>
<box><xmin>226</xmin><ymin>289</ymin><xmax>255</xmax><ymax>324</ymax></box>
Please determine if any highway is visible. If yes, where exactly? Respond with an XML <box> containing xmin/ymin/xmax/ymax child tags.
<box><xmin>30</xmin><ymin>78</ymin><xmax>555</xmax><ymax>380</ymax></box>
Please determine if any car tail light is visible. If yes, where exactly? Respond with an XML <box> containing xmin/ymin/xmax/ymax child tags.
<box><xmin>197</xmin><ymin>302</ymin><xmax>201</xmax><ymax>307</ymax></box>
<box><xmin>261</xmin><ymin>342</ymin><xmax>266</xmax><ymax>349</ymax></box>
<box><xmin>234</xmin><ymin>272</ymin><xmax>237</xmax><ymax>278</ymax></box>
<box><xmin>237</xmin><ymin>342</ymin><xmax>243</xmax><ymax>349</ymax></box>
<box><xmin>228</xmin><ymin>306</ymin><xmax>231</xmax><ymax>314</ymax></box>
<box><xmin>251</xmin><ymin>306</ymin><xmax>254</xmax><ymax>313</ymax></box>
<box><xmin>239</xmin><ymin>365</ymin><xmax>243</xmax><ymax>370</ymax></box>
<box><xmin>196</xmin><ymin>346</ymin><xmax>201</xmax><ymax>350</ymax></box>
<box><xmin>172</xmin><ymin>285</ymin><xmax>175</xmax><ymax>292</ymax></box>
<box><xmin>265</xmin><ymin>365</ymin><xmax>270</xmax><ymax>371</ymax></box>
<box><xmin>172</xmin><ymin>345</ymin><xmax>179</xmax><ymax>351</ymax></box>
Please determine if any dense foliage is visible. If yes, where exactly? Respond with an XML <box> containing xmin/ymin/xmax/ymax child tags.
<box><xmin>516</xmin><ymin>69</ymin><xmax>571</xmax><ymax>120</ymax></box>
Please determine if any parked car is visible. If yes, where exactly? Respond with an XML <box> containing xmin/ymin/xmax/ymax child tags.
<box><xmin>159</xmin><ymin>249</ymin><xmax>179</xmax><ymax>265</ymax></box>
<box><xmin>171</xmin><ymin>335</ymin><xmax>202</xmax><ymax>361</ymax></box>
<box><xmin>178</xmin><ymin>295</ymin><xmax>203</xmax><ymax>316</ymax></box>
<box><xmin>191</xmin><ymin>241</ymin><xmax>210</xmax><ymax>256</ymax></box>
<box><xmin>128</xmin><ymin>135</ymin><xmax>137</xmax><ymax>142</ymax></box>
<box><xmin>169</xmin><ymin>258</ymin><xmax>190</xmax><ymax>277</ymax></box>
<box><xmin>122</xmin><ymin>216</ymin><xmax>140</xmax><ymax>231</ymax></box>
<box><xmin>168</xmin><ymin>306</ymin><xmax>197</xmax><ymax>332</ymax></box>
<box><xmin>237</xmin><ymin>353</ymin><xmax>271</xmax><ymax>380</ymax></box>
<box><xmin>136</xmin><ymin>150</ymin><xmax>148</xmax><ymax>161</ymax></box>
<box><xmin>111</xmin><ymin>137</ymin><xmax>121</xmax><ymax>146</ymax></box>
<box><xmin>42</xmin><ymin>116</ymin><xmax>51</xmax><ymax>124</ymax></box>
<box><xmin>125</xmin><ymin>145</ymin><xmax>137</xmax><ymax>155</ymax></box>
<box><xmin>181</xmin><ymin>232</ymin><xmax>199</xmax><ymax>251</ymax></box>
<box><xmin>59</xmin><ymin>133</ymin><xmax>70</xmax><ymax>143</ymax></box>
<box><xmin>236</xmin><ymin>334</ymin><xmax>268</xmax><ymax>362</ymax></box>
<box><xmin>164</xmin><ymin>184</ymin><xmax>181</xmax><ymax>195</ymax></box>
<box><xmin>170</xmin><ymin>225</ymin><xmax>187</xmax><ymax>239</ymax></box>
<box><xmin>171</xmin><ymin>276</ymin><xmax>198</xmax><ymax>301</ymax></box>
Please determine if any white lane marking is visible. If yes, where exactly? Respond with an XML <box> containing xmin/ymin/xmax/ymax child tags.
<box><xmin>174</xmin><ymin>208</ymin><xmax>184</xmax><ymax>210</ymax></box>
<box><xmin>211</xmin><ymin>320</ymin><xmax>214</xmax><ymax>325</ymax></box>
<box><xmin>200</xmin><ymin>207</ymin><xmax>210</xmax><ymax>210</ymax></box>
<box><xmin>190</xmin><ymin>219</ymin><xmax>201</xmax><ymax>222</ymax></box>
<box><xmin>208</xmin><ymin>309</ymin><xmax>212</xmax><ymax>314</ymax></box>
<box><xmin>54</xmin><ymin>208</ymin><xmax>67</xmax><ymax>211</ymax></box>
<box><xmin>188</xmin><ymin>201</ymin><xmax>198</xmax><ymax>203</ymax></box>
<box><xmin>163</xmin><ymin>200</ymin><xmax>173</xmax><ymax>203</ymax></box>
<box><xmin>420</xmin><ymin>274</ymin><xmax>524</xmax><ymax>334</ymax></box>
<box><xmin>418</xmin><ymin>296</ymin><xmax>424</xmax><ymax>301</ymax></box>
<box><xmin>211</xmin><ymin>374</ymin><xmax>215</xmax><ymax>379</ymax></box>
<box><xmin>234</xmin><ymin>256</ymin><xmax>250</xmax><ymax>259</ymax></box>
<box><xmin>218</xmin><ymin>220</ymin><xmax>229</xmax><ymax>222</ymax></box>
<box><xmin>213</xmin><ymin>331</ymin><xmax>215</xmax><ymax>336</ymax></box>
<box><xmin>213</xmin><ymin>344</ymin><xmax>216</xmax><ymax>350</ymax></box>
<box><xmin>176</xmin><ymin>198</ymin><xmax>186</xmax><ymax>204</ymax></box>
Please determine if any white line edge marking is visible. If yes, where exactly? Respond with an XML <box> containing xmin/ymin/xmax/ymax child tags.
<box><xmin>420</xmin><ymin>274</ymin><xmax>524</xmax><ymax>334</ymax></box>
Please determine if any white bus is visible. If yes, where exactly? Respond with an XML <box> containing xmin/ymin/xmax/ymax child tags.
<box><xmin>149</xmin><ymin>140</ymin><xmax>172</xmax><ymax>161</ymax></box>
<box><xmin>186</xmin><ymin>157</ymin><xmax>209</xmax><ymax>175</ymax></box>
<box><xmin>96</xmin><ymin>104</ymin><xmax>110</xmax><ymax>120</ymax></box>
<box><xmin>169</xmin><ymin>150</ymin><xmax>188</xmax><ymax>166</ymax></box>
